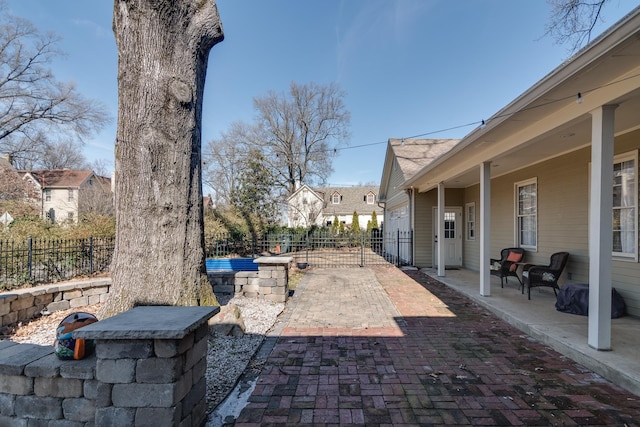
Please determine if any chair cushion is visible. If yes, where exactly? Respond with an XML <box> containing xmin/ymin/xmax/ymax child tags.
<box><xmin>506</xmin><ymin>251</ymin><xmax>522</xmax><ymax>262</ymax></box>
<box><xmin>542</xmin><ymin>272</ymin><xmax>555</xmax><ymax>282</ymax></box>
<box><xmin>506</xmin><ymin>251</ymin><xmax>522</xmax><ymax>271</ymax></box>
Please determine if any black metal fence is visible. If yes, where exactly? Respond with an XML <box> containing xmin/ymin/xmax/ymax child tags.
<box><xmin>0</xmin><ymin>237</ymin><xmax>115</xmax><ymax>290</ymax></box>
<box><xmin>204</xmin><ymin>230</ymin><xmax>413</xmax><ymax>268</ymax></box>
<box><xmin>1</xmin><ymin>230</ymin><xmax>413</xmax><ymax>290</ymax></box>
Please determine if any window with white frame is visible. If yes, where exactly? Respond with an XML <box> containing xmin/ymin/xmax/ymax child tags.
<box><xmin>366</xmin><ymin>193</ymin><xmax>375</xmax><ymax>204</ymax></box>
<box><xmin>466</xmin><ymin>202</ymin><xmax>475</xmax><ymax>241</ymax></box>
<box><xmin>613</xmin><ymin>152</ymin><xmax>637</xmax><ymax>258</ymax></box>
<box><xmin>68</xmin><ymin>189</ymin><xmax>74</xmax><ymax>202</ymax></box>
<box><xmin>45</xmin><ymin>189</ymin><xmax>51</xmax><ymax>202</ymax></box>
<box><xmin>332</xmin><ymin>193</ymin><xmax>340</xmax><ymax>204</ymax></box>
<box><xmin>516</xmin><ymin>178</ymin><xmax>537</xmax><ymax>249</ymax></box>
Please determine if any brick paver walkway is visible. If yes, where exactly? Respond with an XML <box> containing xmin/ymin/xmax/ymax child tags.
<box><xmin>235</xmin><ymin>266</ymin><xmax>640</xmax><ymax>426</ymax></box>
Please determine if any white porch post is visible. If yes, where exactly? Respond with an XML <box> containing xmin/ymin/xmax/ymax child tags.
<box><xmin>480</xmin><ymin>162</ymin><xmax>491</xmax><ymax>296</ymax></box>
<box><xmin>588</xmin><ymin>105</ymin><xmax>616</xmax><ymax>350</ymax></box>
<box><xmin>437</xmin><ymin>181</ymin><xmax>445</xmax><ymax>276</ymax></box>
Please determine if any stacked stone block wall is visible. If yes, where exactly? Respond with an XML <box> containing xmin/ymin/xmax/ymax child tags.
<box><xmin>208</xmin><ymin>256</ymin><xmax>291</xmax><ymax>302</ymax></box>
<box><xmin>0</xmin><ymin>340</ymin><xmax>97</xmax><ymax>426</ymax></box>
<box><xmin>0</xmin><ymin>278</ymin><xmax>111</xmax><ymax>328</ymax></box>
<box><xmin>0</xmin><ymin>306</ymin><xmax>215</xmax><ymax>426</ymax></box>
<box><xmin>92</xmin><ymin>322</ymin><xmax>210</xmax><ymax>426</ymax></box>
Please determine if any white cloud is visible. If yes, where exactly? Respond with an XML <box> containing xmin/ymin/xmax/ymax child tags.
<box><xmin>71</xmin><ymin>19</ymin><xmax>109</xmax><ymax>38</ymax></box>
<box><xmin>334</xmin><ymin>0</ymin><xmax>437</xmax><ymax>81</ymax></box>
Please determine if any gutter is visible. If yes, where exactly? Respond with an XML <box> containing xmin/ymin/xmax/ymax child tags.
<box><xmin>402</xmin><ymin>6</ymin><xmax>640</xmax><ymax>191</ymax></box>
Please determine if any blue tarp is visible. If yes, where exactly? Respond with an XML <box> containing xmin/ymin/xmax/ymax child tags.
<box><xmin>205</xmin><ymin>258</ymin><xmax>258</xmax><ymax>271</ymax></box>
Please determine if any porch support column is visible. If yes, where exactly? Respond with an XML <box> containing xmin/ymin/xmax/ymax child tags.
<box><xmin>480</xmin><ymin>161</ymin><xmax>492</xmax><ymax>296</ymax></box>
<box><xmin>588</xmin><ymin>105</ymin><xmax>616</xmax><ymax>351</ymax></box>
<box><xmin>437</xmin><ymin>181</ymin><xmax>445</xmax><ymax>277</ymax></box>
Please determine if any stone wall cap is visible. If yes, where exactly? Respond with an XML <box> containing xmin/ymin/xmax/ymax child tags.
<box><xmin>74</xmin><ymin>306</ymin><xmax>219</xmax><ymax>340</ymax></box>
<box><xmin>253</xmin><ymin>256</ymin><xmax>293</xmax><ymax>264</ymax></box>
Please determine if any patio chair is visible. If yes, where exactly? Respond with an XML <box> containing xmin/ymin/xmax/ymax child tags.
<box><xmin>522</xmin><ymin>252</ymin><xmax>569</xmax><ymax>300</ymax></box>
<box><xmin>490</xmin><ymin>247</ymin><xmax>525</xmax><ymax>289</ymax></box>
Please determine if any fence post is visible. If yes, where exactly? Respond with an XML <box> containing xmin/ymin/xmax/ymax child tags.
<box><xmin>396</xmin><ymin>229</ymin><xmax>400</xmax><ymax>267</ymax></box>
<box><xmin>410</xmin><ymin>230</ymin><xmax>414</xmax><ymax>265</ymax></box>
<box><xmin>89</xmin><ymin>236</ymin><xmax>94</xmax><ymax>274</ymax></box>
<box><xmin>305</xmin><ymin>230</ymin><xmax>309</xmax><ymax>263</ymax></box>
<box><xmin>27</xmin><ymin>237</ymin><xmax>33</xmax><ymax>281</ymax></box>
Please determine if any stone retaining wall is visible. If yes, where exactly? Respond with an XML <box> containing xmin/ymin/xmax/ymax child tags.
<box><xmin>1</xmin><ymin>256</ymin><xmax>291</xmax><ymax>329</ymax></box>
<box><xmin>0</xmin><ymin>278</ymin><xmax>111</xmax><ymax>328</ymax></box>
<box><xmin>208</xmin><ymin>256</ymin><xmax>292</xmax><ymax>303</ymax></box>
<box><xmin>0</xmin><ymin>306</ymin><xmax>217</xmax><ymax>427</ymax></box>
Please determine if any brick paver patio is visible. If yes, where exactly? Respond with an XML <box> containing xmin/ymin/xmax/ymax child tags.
<box><xmin>235</xmin><ymin>266</ymin><xmax>640</xmax><ymax>426</ymax></box>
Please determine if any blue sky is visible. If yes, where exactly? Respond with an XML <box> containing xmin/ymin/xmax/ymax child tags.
<box><xmin>7</xmin><ymin>1</ymin><xmax>636</xmax><ymax>188</ymax></box>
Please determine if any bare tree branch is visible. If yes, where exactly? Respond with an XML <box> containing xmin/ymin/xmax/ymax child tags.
<box><xmin>545</xmin><ymin>0</ymin><xmax>609</xmax><ymax>53</ymax></box>
<box><xmin>252</xmin><ymin>81</ymin><xmax>350</xmax><ymax>196</ymax></box>
<box><xmin>0</xmin><ymin>4</ymin><xmax>111</xmax><ymax>168</ymax></box>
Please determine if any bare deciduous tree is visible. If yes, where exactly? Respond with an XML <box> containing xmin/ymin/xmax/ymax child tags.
<box><xmin>0</xmin><ymin>155</ymin><xmax>37</xmax><ymax>201</ymax></box>
<box><xmin>40</xmin><ymin>141</ymin><xmax>89</xmax><ymax>170</ymax></box>
<box><xmin>545</xmin><ymin>0</ymin><xmax>609</xmax><ymax>52</ymax></box>
<box><xmin>254</xmin><ymin>82</ymin><xmax>350</xmax><ymax>196</ymax></box>
<box><xmin>205</xmin><ymin>82</ymin><xmax>350</xmax><ymax>207</ymax></box>
<box><xmin>78</xmin><ymin>181</ymin><xmax>114</xmax><ymax>218</ymax></box>
<box><xmin>203</xmin><ymin>121</ymin><xmax>251</xmax><ymax>206</ymax></box>
<box><xmin>103</xmin><ymin>0</ymin><xmax>224</xmax><ymax>317</ymax></box>
<box><xmin>0</xmin><ymin>4</ymin><xmax>110</xmax><ymax>168</ymax></box>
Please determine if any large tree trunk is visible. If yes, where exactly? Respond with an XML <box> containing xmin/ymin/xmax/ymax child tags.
<box><xmin>102</xmin><ymin>0</ymin><xmax>224</xmax><ymax>317</ymax></box>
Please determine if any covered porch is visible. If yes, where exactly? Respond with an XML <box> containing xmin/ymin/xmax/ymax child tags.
<box><xmin>401</xmin><ymin>7</ymin><xmax>640</xmax><ymax>357</ymax></box>
<box><xmin>420</xmin><ymin>267</ymin><xmax>640</xmax><ymax>397</ymax></box>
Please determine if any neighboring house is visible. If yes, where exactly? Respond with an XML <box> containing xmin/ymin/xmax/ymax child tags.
<box><xmin>20</xmin><ymin>169</ymin><xmax>111</xmax><ymax>224</ymax></box>
<box><xmin>0</xmin><ymin>155</ymin><xmax>39</xmax><ymax>203</ymax></box>
<box><xmin>379</xmin><ymin>138</ymin><xmax>460</xmax><ymax>264</ymax></box>
<box><xmin>203</xmin><ymin>194</ymin><xmax>214</xmax><ymax>213</ymax></box>
<box><xmin>382</xmin><ymin>7</ymin><xmax>640</xmax><ymax>349</ymax></box>
<box><xmin>286</xmin><ymin>184</ymin><xmax>383</xmax><ymax>229</ymax></box>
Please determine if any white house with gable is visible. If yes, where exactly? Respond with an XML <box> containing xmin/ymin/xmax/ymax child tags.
<box><xmin>286</xmin><ymin>184</ymin><xmax>383</xmax><ymax>229</ymax></box>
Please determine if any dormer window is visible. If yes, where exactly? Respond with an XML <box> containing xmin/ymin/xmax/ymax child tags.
<box><xmin>332</xmin><ymin>193</ymin><xmax>341</xmax><ymax>204</ymax></box>
<box><xmin>366</xmin><ymin>192</ymin><xmax>375</xmax><ymax>204</ymax></box>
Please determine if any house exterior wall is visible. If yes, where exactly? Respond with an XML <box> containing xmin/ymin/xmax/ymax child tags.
<box><xmin>43</xmin><ymin>188</ymin><xmax>79</xmax><ymax>223</ymax></box>
<box><xmin>455</xmin><ymin>129</ymin><xmax>640</xmax><ymax>316</ymax></box>
<box><xmin>287</xmin><ymin>186</ymin><xmax>324</xmax><ymax>228</ymax></box>
<box><xmin>412</xmin><ymin>188</ymin><xmax>464</xmax><ymax>268</ymax></box>
<box><xmin>322</xmin><ymin>213</ymin><xmax>377</xmax><ymax>229</ymax></box>
<box><xmin>463</xmin><ymin>185</ymin><xmax>480</xmax><ymax>269</ymax></box>
<box><xmin>414</xmin><ymin>191</ymin><xmax>434</xmax><ymax>268</ymax></box>
<box><xmin>383</xmin><ymin>161</ymin><xmax>411</xmax><ymax>259</ymax></box>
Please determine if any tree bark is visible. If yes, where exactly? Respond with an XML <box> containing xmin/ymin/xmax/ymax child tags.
<box><xmin>103</xmin><ymin>0</ymin><xmax>224</xmax><ymax>317</ymax></box>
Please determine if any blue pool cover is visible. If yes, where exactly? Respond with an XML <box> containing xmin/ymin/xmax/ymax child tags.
<box><xmin>205</xmin><ymin>258</ymin><xmax>258</xmax><ymax>271</ymax></box>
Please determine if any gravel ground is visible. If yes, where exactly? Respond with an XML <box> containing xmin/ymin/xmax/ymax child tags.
<box><xmin>0</xmin><ymin>296</ymin><xmax>285</xmax><ymax>413</ymax></box>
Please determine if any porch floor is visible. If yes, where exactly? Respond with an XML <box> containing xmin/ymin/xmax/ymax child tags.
<box><xmin>420</xmin><ymin>267</ymin><xmax>640</xmax><ymax>397</ymax></box>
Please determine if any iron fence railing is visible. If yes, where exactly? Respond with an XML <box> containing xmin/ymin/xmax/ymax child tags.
<box><xmin>0</xmin><ymin>237</ymin><xmax>115</xmax><ymax>290</ymax></box>
<box><xmin>1</xmin><ymin>230</ymin><xmax>413</xmax><ymax>289</ymax></box>
<box><xmin>203</xmin><ymin>230</ymin><xmax>413</xmax><ymax>268</ymax></box>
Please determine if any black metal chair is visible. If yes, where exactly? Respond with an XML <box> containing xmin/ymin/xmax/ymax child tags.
<box><xmin>522</xmin><ymin>252</ymin><xmax>570</xmax><ymax>300</ymax></box>
<box><xmin>490</xmin><ymin>247</ymin><xmax>525</xmax><ymax>289</ymax></box>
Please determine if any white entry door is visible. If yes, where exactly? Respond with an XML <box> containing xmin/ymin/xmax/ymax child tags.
<box><xmin>433</xmin><ymin>207</ymin><xmax>463</xmax><ymax>267</ymax></box>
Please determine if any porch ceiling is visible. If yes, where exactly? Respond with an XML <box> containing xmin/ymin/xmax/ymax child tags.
<box><xmin>407</xmin><ymin>10</ymin><xmax>640</xmax><ymax>192</ymax></box>
<box><xmin>438</xmin><ymin>85</ymin><xmax>640</xmax><ymax>190</ymax></box>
